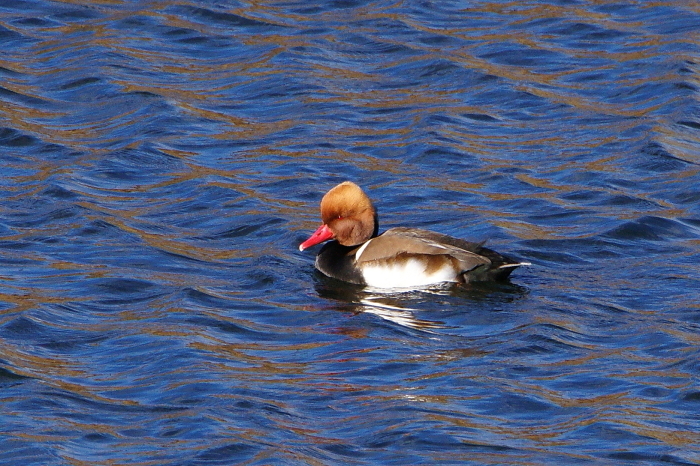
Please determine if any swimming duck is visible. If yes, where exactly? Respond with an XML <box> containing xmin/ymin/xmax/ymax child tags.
<box><xmin>299</xmin><ymin>181</ymin><xmax>527</xmax><ymax>288</ymax></box>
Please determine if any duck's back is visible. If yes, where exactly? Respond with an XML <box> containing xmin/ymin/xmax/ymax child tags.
<box><xmin>359</xmin><ymin>228</ymin><xmax>523</xmax><ymax>283</ymax></box>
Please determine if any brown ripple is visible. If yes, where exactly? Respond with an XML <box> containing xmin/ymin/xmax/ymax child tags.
<box><xmin>1</xmin><ymin>0</ymin><xmax>694</xmax><ymax>154</ymax></box>
<box><xmin>0</xmin><ymin>2</ymin><xmax>697</xmax><ymax>462</ymax></box>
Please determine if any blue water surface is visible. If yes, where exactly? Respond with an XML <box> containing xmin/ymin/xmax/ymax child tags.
<box><xmin>1</xmin><ymin>0</ymin><xmax>699</xmax><ymax>464</ymax></box>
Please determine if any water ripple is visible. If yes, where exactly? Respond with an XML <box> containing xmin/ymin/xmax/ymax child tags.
<box><xmin>1</xmin><ymin>0</ymin><xmax>699</xmax><ymax>464</ymax></box>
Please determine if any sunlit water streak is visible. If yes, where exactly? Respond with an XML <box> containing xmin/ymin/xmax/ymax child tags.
<box><xmin>1</xmin><ymin>0</ymin><xmax>699</xmax><ymax>465</ymax></box>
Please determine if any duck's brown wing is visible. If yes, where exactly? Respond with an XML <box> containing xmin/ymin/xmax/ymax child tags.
<box><xmin>355</xmin><ymin>227</ymin><xmax>492</xmax><ymax>274</ymax></box>
<box><xmin>360</xmin><ymin>227</ymin><xmax>526</xmax><ymax>282</ymax></box>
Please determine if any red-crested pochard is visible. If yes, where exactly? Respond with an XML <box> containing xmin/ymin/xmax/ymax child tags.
<box><xmin>299</xmin><ymin>181</ymin><xmax>528</xmax><ymax>288</ymax></box>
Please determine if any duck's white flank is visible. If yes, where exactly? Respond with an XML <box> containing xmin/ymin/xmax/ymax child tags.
<box><xmin>360</xmin><ymin>257</ymin><xmax>458</xmax><ymax>289</ymax></box>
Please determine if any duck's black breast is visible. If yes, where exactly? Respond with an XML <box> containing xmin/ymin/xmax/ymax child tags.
<box><xmin>314</xmin><ymin>241</ymin><xmax>366</xmax><ymax>285</ymax></box>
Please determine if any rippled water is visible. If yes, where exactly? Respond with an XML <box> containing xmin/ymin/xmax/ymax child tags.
<box><xmin>1</xmin><ymin>0</ymin><xmax>699</xmax><ymax>464</ymax></box>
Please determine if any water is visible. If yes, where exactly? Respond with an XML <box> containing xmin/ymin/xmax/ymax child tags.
<box><xmin>1</xmin><ymin>0</ymin><xmax>699</xmax><ymax>464</ymax></box>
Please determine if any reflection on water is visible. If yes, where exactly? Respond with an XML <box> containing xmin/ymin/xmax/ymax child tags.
<box><xmin>1</xmin><ymin>0</ymin><xmax>700</xmax><ymax>464</ymax></box>
<box><xmin>318</xmin><ymin>280</ymin><xmax>450</xmax><ymax>331</ymax></box>
<box><xmin>315</xmin><ymin>273</ymin><xmax>532</xmax><ymax>331</ymax></box>
<box><xmin>360</xmin><ymin>299</ymin><xmax>445</xmax><ymax>331</ymax></box>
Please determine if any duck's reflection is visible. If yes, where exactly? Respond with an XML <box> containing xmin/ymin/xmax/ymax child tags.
<box><xmin>313</xmin><ymin>275</ymin><xmax>450</xmax><ymax>331</ymax></box>
<box><xmin>313</xmin><ymin>272</ymin><xmax>529</xmax><ymax>331</ymax></box>
<box><xmin>357</xmin><ymin>297</ymin><xmax>446</xmax><ymax>330</ymax></box>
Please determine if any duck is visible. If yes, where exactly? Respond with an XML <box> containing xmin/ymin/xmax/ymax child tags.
<box><xmin>299</xmin><ymin>181</ymin><xmax>528</xmax><ymax>289</ymax></box>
